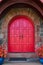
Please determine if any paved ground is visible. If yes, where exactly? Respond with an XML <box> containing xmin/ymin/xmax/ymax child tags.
<box><xmin>3</xmin><ymin>62</ymin><xmax>42</xmax><ymax>65</ymax></box>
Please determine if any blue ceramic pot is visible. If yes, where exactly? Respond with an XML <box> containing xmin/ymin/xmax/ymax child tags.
<box><xmin>39</xmin><ymin>58</ymin><xmax>43</xmax><ymax>64</ymax></box>
<box><xmin>0</xmin><ymin>58</ymin><xmax>4</xmax><ymax>65</ymax></box>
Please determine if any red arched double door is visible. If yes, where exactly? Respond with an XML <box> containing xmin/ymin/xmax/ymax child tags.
<box><xmin>8</xmin><ymin>16</ymin><xmax>35</xmax><ymax>52</ymax></box>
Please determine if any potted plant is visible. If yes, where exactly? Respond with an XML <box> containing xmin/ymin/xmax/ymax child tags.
<box><xmin>0</xmin><ymin>45</ymin><xmax>7</xmax><ymax>65</ymax></box>
<box><xmin>0</xmin><ymin>39</ymin><xmax>7</xmax><ymax>65</ymax></box>
<box><xmin>0</xmin><ymin>45</ymin><xmax>4</xmax><ymax>65</ymax></box>
<box><xmin>36</xmin><ymin>45</ymin><xmax>43</xmax><ymax>64</ymax></box>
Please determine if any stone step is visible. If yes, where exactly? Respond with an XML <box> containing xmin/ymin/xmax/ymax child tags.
<box><xmin>3</xmin><ymin>62</ymin><xmax>41</xmax><ymax>65</ymax></box>
<box><xmin>8</xmin><ymin>53</ymin><xmax>36</xmax><ymax>58</ymax></box>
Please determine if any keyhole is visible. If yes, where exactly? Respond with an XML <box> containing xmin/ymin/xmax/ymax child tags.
<box><xmin>19</xmin><ymin>34</ymin><xmax>24</xmax><ymax>39</ymax></box>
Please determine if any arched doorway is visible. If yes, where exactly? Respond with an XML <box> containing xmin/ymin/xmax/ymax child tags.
<box><xmin>8</xmin><ymin>16</ymin><xmax>35</xmax><ymax>53</ymax></box>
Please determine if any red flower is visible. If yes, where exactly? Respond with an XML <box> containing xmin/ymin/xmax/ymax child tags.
<box><xmin>36</xmin><ymin>45</ymin><xmax>43</xmax><ymax>58</ymax></box>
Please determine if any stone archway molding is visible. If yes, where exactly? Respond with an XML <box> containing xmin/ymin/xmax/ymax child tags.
<box><xmin>0</xmin><ymin>0</ymin><xmax>43</xmax><ymax>16</ymax></box>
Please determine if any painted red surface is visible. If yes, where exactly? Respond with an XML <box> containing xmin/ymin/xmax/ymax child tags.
<box><xmin>8</xmin><ymin>16</ymin><xmax>35</xmax><ymax>52</ymax></box>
